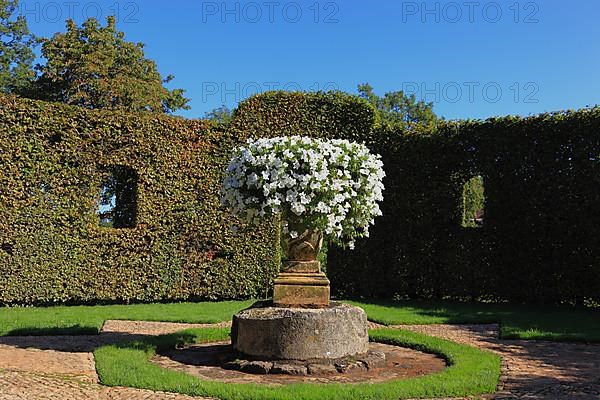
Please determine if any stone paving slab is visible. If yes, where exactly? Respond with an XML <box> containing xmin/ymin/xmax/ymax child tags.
<box><xmin>0</xmin><ymin>369</ymin><xmax>211</xmax><ymax>400</ymax></box>
<box><xmin>0</xmin><ymin>345</ymin><xmax>96</xmax><ymax>382</ymax></box>
<box><xmin>0</xmin><ymin>321</ymin><xmax>223</xmax><ymax>400</ymax></box>
<box><xmin>101</xmin><ymin>320</ymin><xmax>231</xmax><ymax>336</ymax></box>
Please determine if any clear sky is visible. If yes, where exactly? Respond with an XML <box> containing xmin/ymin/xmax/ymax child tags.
<box><xmin>21</xmin><ymin>0</ymin><xmax>600</xmax><ymax>120</ymax></box>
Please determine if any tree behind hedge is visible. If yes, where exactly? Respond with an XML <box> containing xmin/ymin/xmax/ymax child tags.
<box><xmin>357</xmin><ymin>83</ymin><xmax>438</xmax><ymax>128</ymax></box>
<box><xmin>0</xmin><ymin>0</ymin><xmax>36</xmax><ymax>94</ymax></box>
<box><xmin>28</xmin><ymin>16</ymin><xmax>189</xmax><ymax>113</ymax></box>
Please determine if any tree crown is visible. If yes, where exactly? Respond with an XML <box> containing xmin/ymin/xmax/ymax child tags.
<box><xmin>31</xmin><ymin>16</ymin><xmax>189</xmax><ymax>113</ymax></box>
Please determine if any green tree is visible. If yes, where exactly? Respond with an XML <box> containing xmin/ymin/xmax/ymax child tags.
<box><xmin>30</xmin><ymin>16</ymin><xmax>189</xmax><ymax>113</ymax></box>
<box><xmin>0</xmin><ymin>0</ymin><xmax>36</xmax><ymax>94</ymax></box>
<box><xmin>358</xmin><ymin>83</ymin><xmax>438</xmax><ymax>127</ymax></box>
<box><xmin>204</xmin><ymin>105</ymin><xmax>232</xmax><ymax>123</ymax></box>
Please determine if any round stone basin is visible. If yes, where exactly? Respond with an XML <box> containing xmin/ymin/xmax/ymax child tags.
<box><xmin>232</xmin><ymin>302</ymin><xmax>369</xmax><ymax>360</ymax></box>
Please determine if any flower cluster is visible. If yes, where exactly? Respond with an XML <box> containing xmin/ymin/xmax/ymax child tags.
<box><xmin>221</xmin><ymin>136</ymin><xmax>385</xmax><ymax>248</ymax></box>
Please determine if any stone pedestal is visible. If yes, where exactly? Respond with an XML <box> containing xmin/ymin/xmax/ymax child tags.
<box><xmin>274</xmin><ymin>228</ymin><xmax>330</xmax><ymax>308</ymax></box>
<box><xmin>232</xmin><ymin>302</ymin><xmax>369</xmax><ymax>360</ymax></box>
<box><xmin>273</xmin><ymin>260</ymin><xmax>330</xmax><ymax>307</ymax></box>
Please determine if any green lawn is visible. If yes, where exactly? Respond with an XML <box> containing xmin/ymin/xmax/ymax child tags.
<box><xmin>1</xmin><ymin>299</ymin><xmax>598</xmax><ymax>341</ymax></box>
<box><xmin>349</xmin><ymin>300</ymin><xmax>600</xmax><ymax>342</ymax></box>
<box><xmin>94</xmin><ymin>327</ymin><xmax>500</xmax><ymax>400</ymax></box>
<box><xmin>0</xmin><ymin>300</ymin><xmax>254</xmax><ymax>336</ymax></box>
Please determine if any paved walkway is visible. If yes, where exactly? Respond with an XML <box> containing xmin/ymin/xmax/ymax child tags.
<box><xmin>0</xmin><ymin>320</ymin><xmax>598</xmax><ymax>399</ymax></box>
<box><xmin>396</xmin><ymin>324</ymin><xmax>600</xmax><ymax>400</ymax></box>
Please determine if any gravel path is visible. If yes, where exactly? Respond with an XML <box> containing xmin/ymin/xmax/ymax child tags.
<box><xmin>0</xmin><ymin>320</ymin><xmax>597</xmax><ymax>399</ymax></box>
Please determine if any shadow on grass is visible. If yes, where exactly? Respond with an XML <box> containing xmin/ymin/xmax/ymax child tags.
<box><xmin>6</xmin><ymin>325</ymin><xmax>99</xmax><ymax>336</ymax></box>
<box><xmin>0</xmin><ymin>328</ymin><xmax>203</xmax><ymax>353</ymax></box>
<box><xmin>349</xmin><ymin>299</ymin><xmax>507</xmax><ymax>323</ymax></box>
<box><xmin>348</xmin><ymin>299</ymin><xmax>600</xmax><ymax>343</ymax></box>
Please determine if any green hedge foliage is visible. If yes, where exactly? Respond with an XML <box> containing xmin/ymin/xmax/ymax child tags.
<box><xmin>0</xmin><ymin>95</ymin><xmax>281</xmax><ymax>305</ymax></box>
<box><xmin>228</xmin><ymin>91</ymin><xmax>376</xmax><ymax>142</ymax></box>
<box><xmin>452</xmin><ymin>112</ymin><xmax>600</xmax><ymax>304</ymax></box>
<box><xmin>329</xmin><ymin>111</ymin><xmax>600</xmax><ymax>305</ymax></box>
<box><xmin>0</xmin><ymin>91</ymin><xmax>374</xmax><ymax>305</ymax></box>
<box><xmin>1</xmin><ymin>92</ymin><xmax>599</xmax><ymax>305</ymax></box>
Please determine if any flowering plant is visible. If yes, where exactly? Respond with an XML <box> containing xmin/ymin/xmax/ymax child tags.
<box><xmin>221</xmin><ymin>136</ymin><xmax>385</xmax><ymax>248</ymax></box>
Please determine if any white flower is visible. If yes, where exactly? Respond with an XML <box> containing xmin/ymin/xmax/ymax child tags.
<box><xmin>290</xmin><ymin>202</ymin><xmax>306</xmax><ymax>216</ymax></box>
<box><xmin>300</xmin><ymin>193</ymin><xmax>311</xmax><ymax>205</ymax></box>
<box><xmin>247</xmin><ymin>173</ymin><xmax>258</xmax><ymax>186</ymax></box>
<box><xmin>220</xmin><ymin>136</ymin><xmax>385</xmax><ymax>248</ymax></box>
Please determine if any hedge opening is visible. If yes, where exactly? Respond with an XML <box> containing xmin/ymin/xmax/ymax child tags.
<box><xmin>98</xmin><ymin>165</ymin><xmax>139</xmax><ymax>229</ymax></box>
<box><xmin>461</xmin><ymin>176</ymin><xmax>485</xmax><ymax>229</ymax></box>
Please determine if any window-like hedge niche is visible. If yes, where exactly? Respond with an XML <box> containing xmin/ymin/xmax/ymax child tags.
<box><xmin>461</xmin><ymin>175</ymin><xmax>485</xmax><ymax>228</ymax></box>
<box><xmin>98</xmin><ymin>166</ymin><xmax>138</xmax><ymax>228</ymax></box>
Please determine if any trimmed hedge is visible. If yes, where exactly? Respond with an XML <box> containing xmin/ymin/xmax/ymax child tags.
<box><xmin>453</xmin><ymin>112</ymin><xmax>600</xmax><ymax>303</ymax></box>
<box><xmin>330</xmin><ymin>111</ymin><xmax>600</xmax><ymax>305</ymax></box>
<box><xmin>228</xmin><ymin>90</ymin><xmax>376</xmax><ymax>142</ymax></box>
<box><xmin>1</xmin><ymin>92</ymin><xmax>599</xmax><ymax>305</ymax></box>
<box><xmin>0</xmin><ymin>92</ymin><xmax>374</xmax><ymax>305</ymax></box>
<box><xmin>0</xmin><ymin>95</ymin><xmax>280</xmax><ymax>304</ymax></box>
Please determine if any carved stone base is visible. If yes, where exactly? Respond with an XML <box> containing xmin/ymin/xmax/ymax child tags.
<box><xmin>273</xmin><ymin>272</ymin><xmax>330</xmax><ymax>308</ymax></box>
<box><xmin>273</xmin><ymin>256</ymin><xmax>330</xmax><ymax>307</ymax></box>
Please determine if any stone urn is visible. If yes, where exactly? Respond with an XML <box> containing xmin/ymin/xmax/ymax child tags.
<box><xmin>273</xmin><ymin>228</ymin><xmax>330</xmax><ymax>308</ymax></box>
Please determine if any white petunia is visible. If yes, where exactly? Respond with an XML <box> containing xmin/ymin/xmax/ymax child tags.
<box><xmin>220</xmin><ymin>136</ymin><xmax>385</xmax><ymax>248</ymax></box>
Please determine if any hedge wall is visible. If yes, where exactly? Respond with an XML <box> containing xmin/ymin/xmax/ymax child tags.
<box><xmin>0</xmin><ymin>95</ymin><xmax>280</xmax><ymax>305</ymax></box>
<box><xmin>1</xmin><ymin>91</ymin><xmax>599</xmax><ymax>305</ymax></box>
<box><xmin>329</xmin><ymin>111</ymin><xmax>600</xmax><ymax>305</ymax></box>
<box><xmin>228</xmin><ymin>91</ymin><xmax>376</xmax><ymax>142</ymax></box>
<box><xmin>0</xmin><ymin>92</ymin><xmax>374</xmax><ymax>305</ymax></box>
<box><xmin>228</xmin><ymin>93</ymin><xmax>490</xmax><ymax>301</ymax></box>
<box><xmin>454</xmin><ymin>111</ymin><xmax>600</xmax><ymax>304</ymax></box>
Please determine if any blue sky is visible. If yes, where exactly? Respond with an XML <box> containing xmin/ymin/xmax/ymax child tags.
<box><xmin>21</xmin><ymin>0</ymin><xmax>600</xmax><ymax>120</ymax></box>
